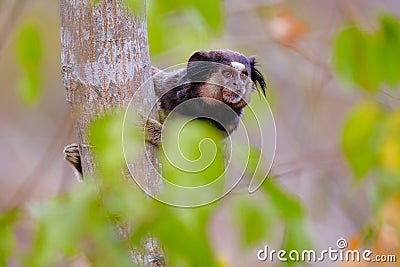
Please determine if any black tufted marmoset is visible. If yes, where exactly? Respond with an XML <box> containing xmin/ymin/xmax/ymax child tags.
<box><xmin>145</xmin><ymin>49</ymin><xmax>266</xmax><ymax>145</ymax></box>
<box><xmin>64</xmin><ymin>49</ymin><xmax>266</xmax><ymax>175</ymax></box>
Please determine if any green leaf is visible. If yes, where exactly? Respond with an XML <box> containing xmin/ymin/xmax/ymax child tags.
<box><xmin>342</xmin><ymin>101</ymin><xmax>384</xmax><ymax>179</ymax></box>
<box><xmin>262</xmin><ymin>181</ymin><xmax>304</xmax><ymax>220</ymax></box>
<box><xmin>379</xmin><ymin>111</ymin><xmax>400</xmax><ymax>173</ymax></box>
<box><xmin>147</xmin><ymin>0</ymin><xmax>223</xmax><ymax>55</ymax></box>
<box><xmin>158</xmin><ymin>209</ymin><xmax>216</xmax><ymax>267</ymax></box>
<box><xmin>369</xmin><ymin>169</ymin><xmax>400</xmax><ymax>212</ymax></box>
<box><xmin>26</xmin><ymin>186</ymin><xmax>96</xmax><ymax>267</ymax></box>
<box><xmin>233</xmin><ymin>197</ymin><xmax>274</xmax><ymax>247</ymax></box>
<box><xmin>332</xmin><ymin>27</ymin><xmax>380</xmax><ymax>91</ymax></box>
<box><xmin>377</xmin><ymin>14</ymin><xmax>400</xmax><ymax>87</ymax></box>
<box><xmin>259</xmin><ymin>181</ymin><xmax>311</xmax><ymax>265</ymax></box>
<box><xmin>282</xmin><ymin>220</ymin><xmax>312</xmax><ymax>265</ymax></box>
<box><xmin>15</xmin><ymin>24</ymin><xmax>43</xmax><ymax>106</ymax></box>
<box><xmin>26</xmin><ymin>184</ymin><xmax>134</xmax><ymax>267</ymax></box>
<box><xmin>130</xmin><ymin>204</ymin><xmax>218</xmax><ymax>267</ymax></box>
<box><xmin>16</xmin><ymin>24</ymin><xmax>42</xmax><ymax>70</ymax></box>
<box><xmin>188</xmin><ymin>0</ymin><xmax>222</xmax><ymax>30</ymax></box>
<box><xmin>160</xmin><ymin>118</ymin><xmax>225</xmax><ymax>188</ymax></box>
<box><xmin>89</xmin><ymin>112</ymin><xmax>141</xmax><ymax>181</ymax></box>
<box><xmin>333</xmin><ymin>14</ymin><xmax>400</xmax><ymax>91</ymax></box>
<box><xmin>0</xmin><ymin>210</ymin><xmax>19</xmax><ymax>266</ymax></box>
<box><xmin>17</xmin><ymin>70</ymin><xmax>42</xmax><ymax>106</ymax></box>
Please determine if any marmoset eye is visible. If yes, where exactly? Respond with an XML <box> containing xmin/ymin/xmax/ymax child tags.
<box><xmin>223</xmin><ymin>70</ymin><xmax>233</xmax><ymax>78</ymax></box>
<box><xmin>240</xmin><ymin>72</ymin><xmax>247</xmax><ymax>79</ymax></box>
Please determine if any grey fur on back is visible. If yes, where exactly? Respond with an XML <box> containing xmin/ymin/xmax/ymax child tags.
<box><xmin>151</xmin><ymin>66</ymin><xmax>187</xmax><ymax>97</ymax></box>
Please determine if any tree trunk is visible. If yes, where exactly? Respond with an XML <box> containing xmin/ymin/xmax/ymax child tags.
<box><xmin>60</xmin><ymin>0</ymin><xmax>164</xmax><ymax>266</ymax></box>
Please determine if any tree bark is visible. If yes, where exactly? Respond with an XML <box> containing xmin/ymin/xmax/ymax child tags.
<box><xmin>60</xmin><ymin>0</ymin><xmax>164</xmax><ymax>266</ymax></box>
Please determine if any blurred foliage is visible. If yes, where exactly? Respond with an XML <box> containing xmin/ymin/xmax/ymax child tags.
<box><xmin>0</xmin><ymin>210</ymin><xmax>19</xmax><ymax>266</ymax></box>
<box><xmin>160</xmin><ymin>118</ymin><xmax>225</xmax><ymax>187</ymax></box>
<box><xmin>5</xmin><ymin>1</ymin><xmax>400</xmax><ymax>266</ymax></box>
<box><xmin>26</xmin><ymin>185</ymin><xmax>135</xmax><ymax>267</ymax></box>
<box><xmin>233</xmin><ymin>180</ymin><xmax>311</xmax><ymax>255</ymax></box>
<box><xmin>233</xmin><ymin>197</ymin><xmax>274</xmax><ymax>246</ymax></box>
<box><xmin>342</xmin><ymin>101</ymin><xmax>384</xmax><ymax>178</ymax></box>
<box><xmin>24</xmin><ymin>111</ymin><xmax>221</xmax><ymax>267</ymax></box>
<box><xmin>89</xmin><ymin>111</ymin><xmax>142</xmax><ymax>180</ymax></box>
<box><xmin>232</xmin><ymin>158</ymin><xmax>311</xmax><ymax>266</ymax></box>
<box><xmin>14</xmin><ymin>0</ymin><xmax>222</xmax><ymax>106</ymax></box>
<box><xmin>11</xmin><ymin>109</ymin><xmax>309</xmax><ymax>266</ymax></box>
<box><xmin>147</xmin><ymin>0</ymin><xmax>223</xmax><ymax>56</ymax></box>
<box><xmin>15</xmin><ymin>23</ymin><xmax>43</xmax><ymax>106</ymax></box>
<box><xmin>335</xmin><ymin>12</ymin><xmax>400</xmax><ymax>192</ymax></box>
<box><xmin>24</xmin><ymin>182</ymin><xmax>218</xmax><ymax>267</ymax></box>
<box><xmin>333</xmin><ymin>14</ymin><xmax>400</xmax><ymax>91</ymax></box>
<box><xmin>5</xmin><ymin>1</ymin><xmax>312</xmax><ymax>266</ymax></box>
<box><xmin>334</xmin><ymin>12</ymin><xmax>400</xmax><ymax>254</ymax></box>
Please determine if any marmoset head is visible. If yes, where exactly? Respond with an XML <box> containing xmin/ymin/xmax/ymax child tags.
<box><xmin>186</xmin><ymin>50</ymin><xmax>266</xmax><ymax>108</ymax></box>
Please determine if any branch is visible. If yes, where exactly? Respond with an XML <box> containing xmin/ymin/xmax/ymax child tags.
<box><xmin>60</xmin><ymin>0</ymin><xmax>165</xmax><ymax>266</ymax></box>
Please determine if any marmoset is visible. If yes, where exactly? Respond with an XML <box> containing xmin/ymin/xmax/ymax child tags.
<box><xmin>145</xmin><ymin>49</ymin><xmax>266</xmax><ymax>146</ymax></box>
<box><xmin>64</xmin><ymin>49</ymin><xmax>266</xmax><ymax>175</ymax></box>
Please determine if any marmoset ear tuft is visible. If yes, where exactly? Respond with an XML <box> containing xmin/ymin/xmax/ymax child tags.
<box><xmin>249</xmin><ymin>56</ymin><xmax>266</xmax><ymax>95</ymax></box>
<box><xmin>187</xmin><ymin>51</ymin><xmax>214</xmax><ymax>81</ymax></box>
<box><xmin>188</xmin><ymin>50</ymin><xmax>212</xmax><ymax>63</ymax></box>
<box><xmin>248</xmin><ymin>56</ymin><xmax>257</xmax><ymax>65</ymax></box>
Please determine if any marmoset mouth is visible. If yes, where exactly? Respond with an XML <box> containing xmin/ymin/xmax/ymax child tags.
<box><xmin>222</xmin><ymin>88</ymin><xmax>242</xmax><ymax>103</ymax></box>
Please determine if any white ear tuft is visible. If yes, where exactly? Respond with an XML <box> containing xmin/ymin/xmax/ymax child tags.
<box><xmin>231</xmin><ymin>61</ymin><xmax>246</xmax><ymax>71</ymax></box>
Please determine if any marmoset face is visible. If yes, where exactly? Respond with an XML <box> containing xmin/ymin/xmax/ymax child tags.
<box><xmin>220</xmin><ymin>62</ymin><xmax>255</xmax><ymax>104</ymax></box>
<box><xmin>201</xmin><ymin>62</ymin><xmax>254</xmax><ymax>108</ymax></box>
<box><xmin>185</xmin><ymin>50</ymin><xmax>265</xmax><ymax>110</ymax></box>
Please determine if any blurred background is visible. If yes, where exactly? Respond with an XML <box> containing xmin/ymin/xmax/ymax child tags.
<box><xmin>1</xmin><ymin>0</ymin><xmax>400</xmax><ymax>266</ymax></box>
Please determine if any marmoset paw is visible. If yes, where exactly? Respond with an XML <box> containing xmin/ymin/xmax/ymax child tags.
<box><xmin>64</xmin><ymin>143</ymin><xmax>83</xmax><ymax>179</ymax></box>
<box><xmin>144</xmin><ymin>118</ymin><xmax>163</xmax><ymax>147</ymax></box>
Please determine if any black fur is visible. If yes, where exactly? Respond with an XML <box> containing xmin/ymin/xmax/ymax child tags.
<box><xmin>249</xmin><ymin>56</ymin><xmax>266</xmax><ymax>95</ymax></box>
<box><xmin>159</xmin><ymin>49</ymin><xmax>267</xmax><ymax>135</ymax></box>
<box><xmin>187</xmin><ymin>50</ymin><xmax>266</xmax><ymax>95</ymax></box>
